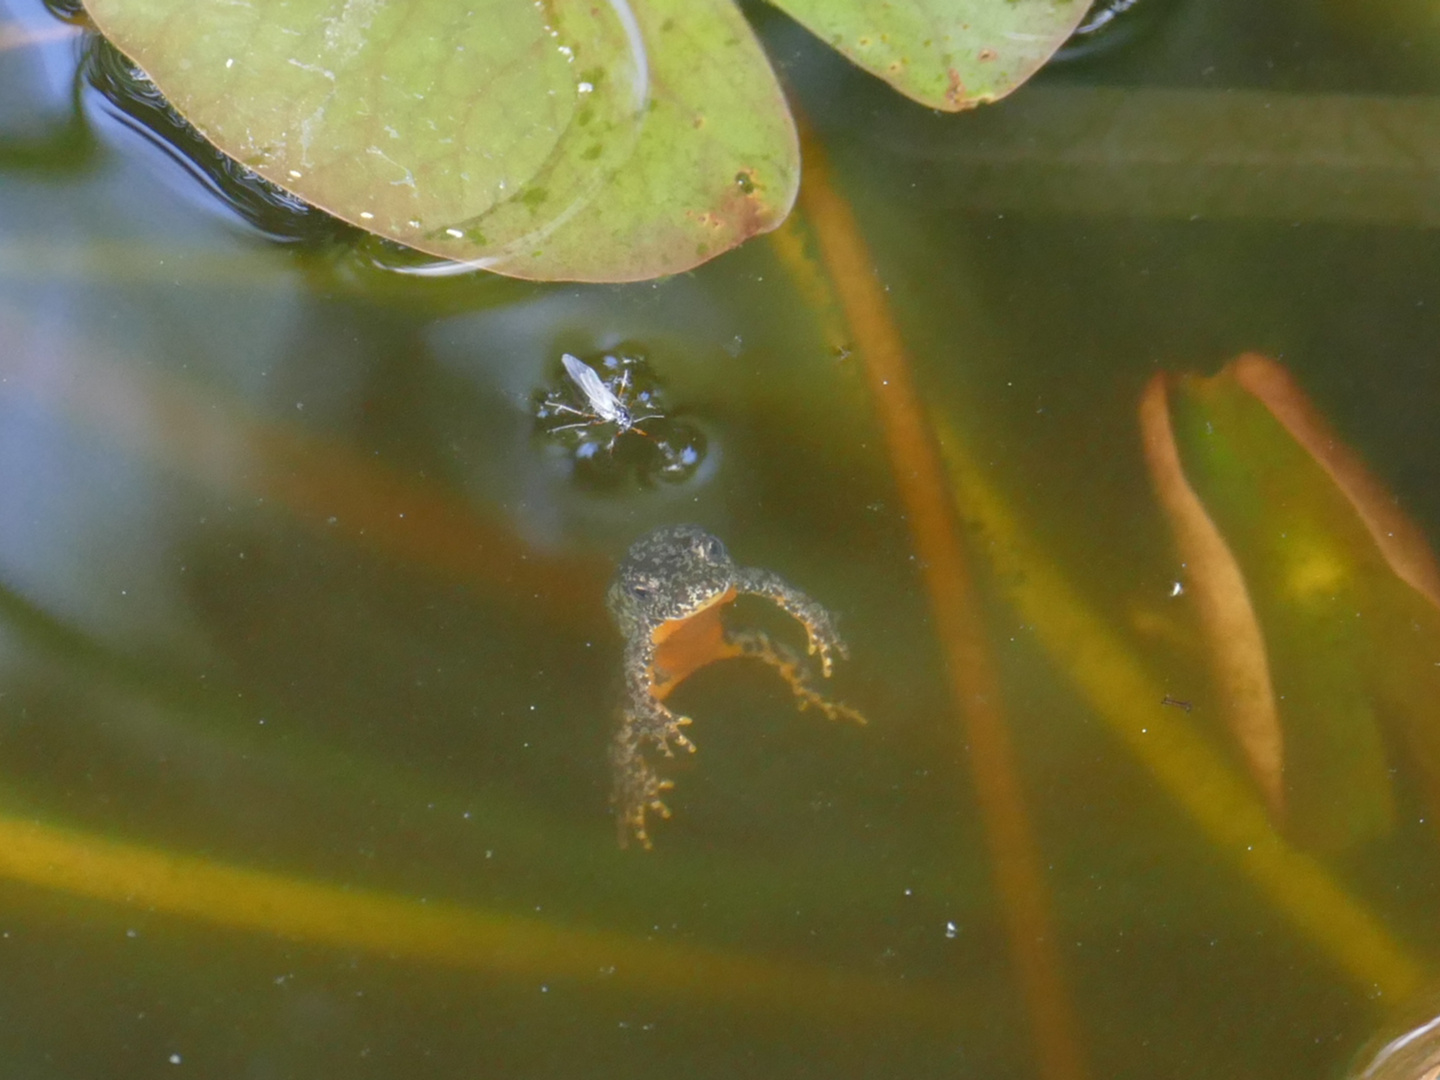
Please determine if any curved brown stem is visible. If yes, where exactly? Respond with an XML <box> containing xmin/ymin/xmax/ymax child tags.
<box><xmin>791</xmin><ymin>125</ymin><xmax>1089</xmax><ymax>1080</ymax></box>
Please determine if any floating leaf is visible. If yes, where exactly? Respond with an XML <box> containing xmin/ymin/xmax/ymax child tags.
<box><xmin>499</xmin><ymin>1</ymin><xmax>799</xmax><ymax>281</ymax></box>
<box><xmin>82</xmin><ymin>0</ymin><xmax>798</xmax><ymax>281</ymax></box>
<box><xmin>79</xmin><ymin>0</ymin><xmax>1093</xmax><ymax>280</ymax></box>
<box><xmin>772</xmin><ymin>0</ymin><xmax>1091</xmax><ymax>110</ymax></box>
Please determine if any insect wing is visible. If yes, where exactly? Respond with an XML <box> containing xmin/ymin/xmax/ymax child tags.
<box><xmin>561</xmin><ymin>353</ymin><xmax>624</xmax><ymax>423</ymax></box>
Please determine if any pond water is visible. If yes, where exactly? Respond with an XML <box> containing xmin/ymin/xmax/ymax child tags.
<box><xmin>3</xmin><ymin>0</ymin><xmax>1440</xmax><ymax>1077</ymax></box>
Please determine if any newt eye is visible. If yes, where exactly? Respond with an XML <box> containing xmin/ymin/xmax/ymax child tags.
<box><xmin>629</xmin><ymin>581</ymin><xmax>650</xmax><ymax>598</ymax></box>
<box><xmin>701</xmin><ymin>537</ymin><xmax>723</xmax><ymax>560</ymax></box>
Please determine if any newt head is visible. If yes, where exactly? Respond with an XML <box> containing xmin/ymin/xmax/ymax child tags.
<box><xmin>605</xmin><ymin>523</ymin><xmax>738</xmax><ymax>646</ymax></box>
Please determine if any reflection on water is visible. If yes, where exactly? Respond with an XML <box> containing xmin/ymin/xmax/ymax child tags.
<box><xmin>2</xmin><ymin>0</ymin><xmax>1440</xmax><ymax>1076</ymax></box>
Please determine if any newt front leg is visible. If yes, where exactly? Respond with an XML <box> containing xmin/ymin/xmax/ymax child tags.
<box><xmin>727</xmin><ymin>628</ymin><xmax>867</xmax><ymax>726</ymax></box>
<box><xmin>732</xmin><ymin>567</ymin><xmax>850</xmax><ymax>677</ymax></box>
<box><xmin>620</xmin><ymin>634</ymin><xmax>699</xmax><ymax>755</ymax></box>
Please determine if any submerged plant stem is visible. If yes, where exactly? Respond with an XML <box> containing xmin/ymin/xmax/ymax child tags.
<box><xmin>794</xmin><ymin>129</ymin><xmax>1089</xmax><ymax>1080</ymax></box>
<box><xmin>0</xmin><ymin>811</ymin><xmax>968</xmax><ymax>1029</ymax></box>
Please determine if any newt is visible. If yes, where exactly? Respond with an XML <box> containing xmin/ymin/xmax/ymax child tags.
<box><xmin>606</xmin><ymin>524</ymin><xmax>866</xmax><ymax>848</ymax></box>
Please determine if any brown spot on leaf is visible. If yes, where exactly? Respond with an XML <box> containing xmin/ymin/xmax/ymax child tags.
<box><xmin>978</xmin><ymin>47</ymin><xmax>998</xmax><ymax>62</ymax></box>
<box><xmin>946</xmin><ymin>67</ymin><xmax>966</xmax><ymax>107</ymax></box>
<box><xmin>683</xmin><ymin>172</ymin><xmax>772</xmax><ymax>244</ymax></box>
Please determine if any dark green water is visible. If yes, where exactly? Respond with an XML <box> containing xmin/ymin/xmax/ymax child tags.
<box><xmin>2</xmin><ymin>0</ymin><xmax>1440</xmax><ymax>1076</ymax></box>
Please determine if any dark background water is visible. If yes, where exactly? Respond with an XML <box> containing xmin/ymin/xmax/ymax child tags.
<box><xmin>2</xmin><ymin>0</ymin><xmax>1440</xmax><ymax>1076</ymax></box>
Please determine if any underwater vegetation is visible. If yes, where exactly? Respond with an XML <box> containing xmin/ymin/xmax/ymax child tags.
<box><xmin>4</xmin><ymin>0</ymin><xmax>1440</xmax><ymax>1077</ymax></box>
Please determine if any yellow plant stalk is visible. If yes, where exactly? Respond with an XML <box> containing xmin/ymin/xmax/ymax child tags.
<box><xmin>934</xmin><ymin>415</ymin><xmax>1423</xmax><ymax>1001</ymax></box>
<box><xmin>0</xmin><ymin>812</ymin><xmax>967</xmax><ymax>1029</ymax></box>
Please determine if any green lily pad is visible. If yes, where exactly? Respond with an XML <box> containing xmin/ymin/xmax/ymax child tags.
<box><xmin>81</xmin><ymin>0</ymin><xmax>1084</xmax><ymax>280</ymax></box>
<box><xmin>496</xmin><ymin>1</ymin><xmax>798</xmax><ymax>281</ymax></box>
<box><xmin>82</xmin><ymin>0</ymin><xmax>797</xmax><ymax>281</ymax></box>
<box><xmin>771</xmin><ymin>0</ymin><xmax>1091</xmax><ymax>110</ymax></box>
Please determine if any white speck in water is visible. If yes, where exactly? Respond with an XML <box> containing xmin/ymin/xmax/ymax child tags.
<box><xmin>287</xmin><ymin>169</ymin><xmax>303</xmax><ymax>179</ymax></box>
<box><xmin>126</xmin><ymin>928</ymin><xmax>137</xmax><ymax>938</ymax></box>
<box><xmin>359</xmin><ymin>211</ymin><xmax>374</xmax><ymax>220</ymax></box>
<box><xmin>445</xmin><ymin>227</ymin><xmax>464</xmax><ymax>238</ymax></box>
<box><xmin>577</xmin><ymin>81</ymin><xmax>593</xmax><ymax>93</ymax></box>
<box><xmin>1170</xmin><ymin>581</ymin><xmax>1184</xmax><ymax>597</ymax></box>
<box><xmin>558</xmin><ymin>45</ymin><xmax>572</xmax><ymax>57</ymax></box>
<box><xmin>945</xmin><ymin>921</ymin><xmax>958</xmax><ymax>938</ymax></box>
<box><xmin>225</xmin><ymin>58</ymin><xmax>234</xmax><ymax>68</ymax></box>
<box><xmin>169</xmin><ymin>1054</ymin><xmax>182</xmax><ymax>1065</ymax></box>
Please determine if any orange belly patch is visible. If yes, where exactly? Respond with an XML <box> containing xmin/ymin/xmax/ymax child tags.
<box><xmin>647</xmin><ymin>586</ymin><xmax>740</xmax><ymax>700</ymax></box>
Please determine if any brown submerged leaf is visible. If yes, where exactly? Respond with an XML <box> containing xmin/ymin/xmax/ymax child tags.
<box><xmin>1139</xmin><ymin>372</ymin><xmax>1285</xmax><ymax>824</ymax></box>
<box><xmin>1142</xmin><ymin>354</ymin><xmax>1440</xmax><ymax>852</ymax></box>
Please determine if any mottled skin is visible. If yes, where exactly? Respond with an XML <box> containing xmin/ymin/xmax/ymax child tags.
<box><xmin>607</xmin><ymin>524</ymin><xmax>865</xmax><ymax>848</ymax></box>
